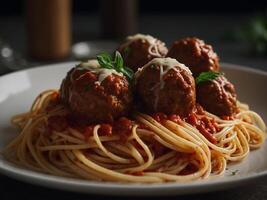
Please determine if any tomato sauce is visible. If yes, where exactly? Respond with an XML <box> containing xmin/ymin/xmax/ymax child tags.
<box><xmin>99</xmin><ymin>124</ymin><xmax>113</xmax><ymax>136</ymax></box>
<box><xmin>47</xmin><ymin>115</ymin><xmax>68</xmax><ymax>132</ymax></box>
<box><xmin>82</xmin><ymin>117</ymin><xmax>134</xmax><ymax>140</ymax></box>
<box><xmin>152</xmin><ymin>112</ymin><xmax>218</xmax><ymax>144</ymax></box>
<box><xmin>45</xmin><ymin>92</ymin><xmax>60</xmax><ymax>111</ymax></box>
<box><xmin>83</xmin><ymin>125</ymin><xmax>94</xmax><ymax>139</ymax></box>
<box><xmin>152</xmin><ymin>113</ymin><xmax>167</xmax><ymax>123</ymax></box>
<box><xmin>186</xmin><ymin>113</ymin><xmax>217</xmax><ymax>144</ymax></box>
<box><xmin>113</xmin><ymin>117</ymin><xmax>133</xmax><ymax>142</ymax></box>
<box><xmin>152</xmin><ymin>140</ymin><xmax>168</xmax><ymax>157</ymax></box>
<box><xmin>130</xmin><ymin>171</ymin><xmax>144</xmax><ymax>176</ymax></box>
<box><xmin>152</xmin><ymin>113</ymin><xmax>182</xmax><ymax>124</ymax></box>
<box><xmin>221</xmin><ymin>115</ymin><xmax>234</xmax><ymax>120</ymax></box>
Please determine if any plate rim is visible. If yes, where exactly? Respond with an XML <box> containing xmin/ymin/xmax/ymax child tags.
<box><xmin>0</xmin><ymin>61</ymin><xmax>267</xmax><ymax>80</ymax></box>
<box><xmin>0</xmin><ymin>61</ymin><xmax>266</xmax><ymax>195</ymax></box>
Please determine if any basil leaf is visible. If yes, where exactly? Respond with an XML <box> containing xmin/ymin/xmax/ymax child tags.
<box><xmin>96</xmin><ymin>51</ymin><xmax>134</xmax><ymax>81</ymax></box>
<box><xmin>99</xmin><ymin>52</ymin><xmax>112</xmax><ymax>62</ymax></box>
<box><xmin>196</xmin><ymin>71</ymin><xmax>223</xmax><ymax>84</ymax></box>
<box><xmin>114</xmin><ymin>51</ymin><xmax>124</xmax><ymax>70</ymax></box>
<box><xmin>121</xmin><ymin>67</ymin><xmax>134</xmax><ymax>80</ymax></box>
<box><xmin>97</xmin><ymin>53</ymin><xmax>113</xmax><ymax>69</ymax></box>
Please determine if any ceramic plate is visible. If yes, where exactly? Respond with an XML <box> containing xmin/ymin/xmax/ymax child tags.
<box><xmin>0</xmin><ymin>62</ymin><xmax>266</xmax><ymax>196</ymax></box>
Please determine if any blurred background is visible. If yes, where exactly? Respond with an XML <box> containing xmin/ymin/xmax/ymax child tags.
<box><xmin>0</xmin><ymin>0</ymin><xmax>266</xmax><ymax>74</ymax></box>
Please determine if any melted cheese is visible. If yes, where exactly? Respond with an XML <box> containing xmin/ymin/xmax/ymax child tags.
<box><xmin>135</xmin><ymin>57</ymin><xmax>192</xmax><ymax>79</ymax></box>
<box><xmin>135</xmin><ymin>57</ymin><xmax>192</xmax><ymax>110</ymax></box>
<box><xmin>78</xmin><ymin>59</ymin><xmax>123</xmax><ymax>85</ymax></box>
<box><xmin>127</xmin><ymin>34</ymin><xmax>157</xmax><ymax>45</ymax></box>
<box><xmin>80</xmin><ymin>59</ymin><xmax>100</xmax><ymax>68</ymax></box>
<box><xmin>123</xmin><ymin>33</ymin><xmax>165</xmax><ymax>57</ymax></box>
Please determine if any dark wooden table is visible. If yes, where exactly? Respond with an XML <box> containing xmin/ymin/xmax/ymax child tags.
<box><xmin>0</xmin><ymin>14</ymin><xmax>266</xmax><ymax>199</ymax></box>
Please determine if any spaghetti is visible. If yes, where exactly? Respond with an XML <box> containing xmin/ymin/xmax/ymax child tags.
<box><xmin>3</xmin><ymin>90</ymin><xmax>266</xmax><ymax>183</ymax></box>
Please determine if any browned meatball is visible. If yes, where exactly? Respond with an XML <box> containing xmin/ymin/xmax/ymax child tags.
<box><xmin>167</xmin><ymin>37</ymin><xmax>219</xmax><ymax>77</ymax></box>
<box><xmin>197</xmin><ymin>75</ymin><xmax>237</xmax><ymax>117</ymax></box>
<box><xmin>60</xmin><ymin>60</ymin><xmax>133</xmax><ymax>124</ymax></box>
<box><xmin>118</xmin><ymin>34</ymin><xmax>168</xmax><ymax>72</ymax></box>
<box><xmin>135</xmin><ymin>57</ymin><xmax>196</xmax><ymax>116</ymax></box>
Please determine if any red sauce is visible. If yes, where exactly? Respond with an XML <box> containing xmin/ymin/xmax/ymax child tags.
<box><xmin>83</xmin><ymin>125</ymin><xmax>94</xmax><ymax>139</ymax></box>
<box><xmin>114</xmin><ymin>117</ymin><xmax>133</xmax><ymax>132</ymax></box>
<box><xmin>152</xmin><ymin>112</ymin><xmax>217</xmax><ymax>143</ymax></box>
<box><xmin>152</xmin><ymin>113</ymin><xmax>167</xmax><ymax>123</ymax></box>
<box><xmin>137</xmin><ymin>122</ymin><xmax>149</xmax><ymax>129</ymax></box>
<box><xmin>46</xmin><ymin>92</ymin><xmax>60</xmax><ymax>111</ymax></box>
<box><xmin>130</xmin><ymin>171</ymin><xmax>144</xmax><ymax>176</ymax></box>
<box><xmin>99</xmin><ymin>124</ymin><xmax>113</xmax><ymax>136</ymax></box>
<box><xmin>186</xmin><ymin>113</ymin><xmax>217</xmax><ymax>144</ymax></box>
<box><xmin>152</xmin><ymin>140</ymin><xmax>168</xmax><ymax>157</ymax></box>
<box><xmin>168</xmin><ymin>114</ymin><xmax>182</xmax><ymax>124</ymax></box>
<box><xmin>53</xmin><ymin>114</ymin><xmax>134</xmax><ymax>141</ymax></box>
<box><xmin>113</xmin><ymin>117</ymin><xmax>133</xmax><ymax>142</ymax></box>
<box><xmin>221</xmin><ymin>115</ymin><xmax>234</xmax><ymax>120</ymax></box>
<box><xmin>131</xmin><ymin>140</ymin><xmax>143</xmax><ymax>151</ymax></box>
<box><xmin>47</xmin><ymin>115</ymin><xmax>68</xmax><ymax>132</ymax></box>
<box><xmin>212</xmin><ymin>118</ymin><xmax>220</xmax><ymax>132</ymax></box>
<box><xmin>83</xmin><ymin>124</ymin><xmax>113</xmax><ymax>139</ymax></box>
<box><xmin>195</xmin><ymin>104</ymin><xmax>205</xmax><ymax>115</ymax></box>
<box><xmin>186</xmin><ymin>113</ymin><xmax>198</xmax><ymax>125</ymax></box>
<box><xmin>152</xmin><ymin>113</ymin><xmax>182</xmax><ymax>124</ymax></box>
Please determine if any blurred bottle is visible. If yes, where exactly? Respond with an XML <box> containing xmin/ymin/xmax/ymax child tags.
<box><xmin>26</xmin><ymin>0</ymin><xmax>71</xmax><ymax>60</ymax></box>
<box><xmin>100</xmin><ymin>0</ymin><xmax>138</xmax><ymax>39</ymax></box>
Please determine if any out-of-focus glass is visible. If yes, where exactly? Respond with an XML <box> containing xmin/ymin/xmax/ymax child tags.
<box><xmin>100</xmin><ymin>0</ymin><xmax>138</xmax><ymax>39</ymax></box>
<box><xmin>26</xmin><ymin>0</ymin><xmax>71</xmax><ymax>60</ymax></box>
<box><xmin>0</xmin><ymin>38</ymin><xmax>28</xmax><ymax>74</ymax></box>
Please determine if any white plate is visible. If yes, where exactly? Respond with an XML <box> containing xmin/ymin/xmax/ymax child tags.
<box><xmin>0</xmin><ymin>62</ymin><xmax>266</xmax><ymax>196</ymax></box>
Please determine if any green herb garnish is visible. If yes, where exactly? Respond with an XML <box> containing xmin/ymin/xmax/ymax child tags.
<box><xmin>223</xmin><ymin>15</ymin><xmax>267</xmax><ymax>56</ymax></box>
<box><xmin>97</xmin><ymin>51</ymin><xmax>134</xmax><ymax>81</ymax></box>
<box><xmin>195</xmin><ymin>71</ymin><xmax>223</xmax><ymax>84</ymax></box>
<box><xmin>239</xmin><ymin>15</ymin><xmax>267</xmax><ymax>55</ymax></box>
<box><xmin>230</xmin><ymin>170</ymin><xmax>239</xmax><ymax>176</ymax></box>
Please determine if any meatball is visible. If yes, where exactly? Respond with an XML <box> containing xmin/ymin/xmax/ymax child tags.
<box><xmin>135</xmin><ymin>57</ymin><xmax>196</xmax><ymax>116</ymax></box>
<box><xmin>167</xmin><ymin>37</ymin><xmax>219</xmax><ymax>77</ymax></box>
<box><xmin>60</xmin><ymin>60</ymin><xmax>133</xmax><ymax>124</ymax></box>
<box><xmin>118</xmin><ymin>34</ymin><xmax>168</xmax><ymax>72</ymax></box>
<box><xmin>196</xmin><ymin>75</ymin><xmax>237</xmax><ymax>116</ymax></box>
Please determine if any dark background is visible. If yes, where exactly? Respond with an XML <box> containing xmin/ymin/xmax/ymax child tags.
<box><xmin>0</xmin><ymin>0</ymin><xmax>266</xmax><ymax>16</ymax></box>
<box><xmin>0</xmin><ymin>0</ymin><xmax>267</xmax><ymax>70</ymax></box>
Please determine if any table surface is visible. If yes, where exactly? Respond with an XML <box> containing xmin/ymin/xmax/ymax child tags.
<box><xmin>0</xmin><ymin>14</ymin><xmax>266</xmax><ymax>199</ymax></box>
